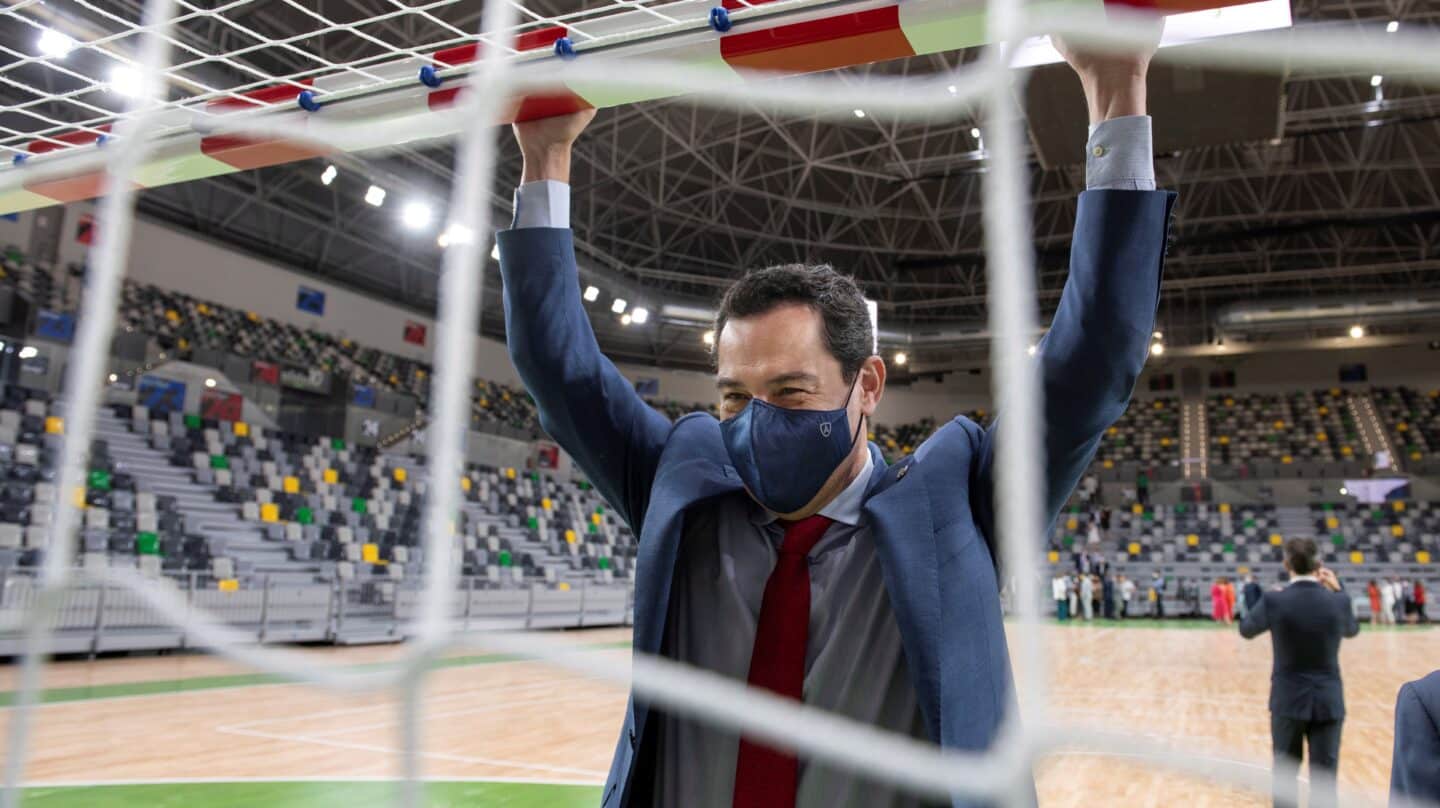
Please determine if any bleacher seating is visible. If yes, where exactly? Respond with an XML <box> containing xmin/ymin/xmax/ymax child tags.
<box><xmin>1094</xmin><ymin>396</ymin><xmax>1180</xmax><ymax>471</ymax></box>
<box><xmin>1372</xmin><ymin>386</ymin><xmax>1440</xmax><ymax>471</ymax></box>
<box><xmin>1207</xmin><ymin>389</ymin><xmax>1367</xmax><ymax>478</ymax></box>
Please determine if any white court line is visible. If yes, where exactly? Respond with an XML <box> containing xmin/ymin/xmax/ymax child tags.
<box><xmin>216</xmin><ymin>725</ymin><xmax>607</xmax><ymax>780</ymax></box>
<box><xmin>218</xmin><ymin>674</ymin><xmax>602</xmax><ymax>732</ymax></box>
<box><xmin>300</xmin><ymin>691</ymin><xmax>605</xmax><ymax>738</ymax></box>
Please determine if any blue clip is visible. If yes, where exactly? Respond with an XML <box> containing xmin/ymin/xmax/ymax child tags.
<box><xmin>709</xmin><ymin>7</ymin><xmax>732</xmax><ymax>32</ymax></box>
<box><xmin>96</xmin><ymin>134</ymin><xmax>110</xmax><ymax>147</ymax></box>
<box><xmin>419</xmin><ymin>65</ymin><xmax>443</xmax><ymax>88</ymax></box>
<box><xmin>11</xmin><ymin>154</ymin><xmax>28</xmax><ymax>166</ymax></box>
<box><xmin>297</xmin><ymin>90</ymin><xmax>321</xmax><ymax>112</ymax></box>
<box><xmin>554</xmin><ymin>37</ymin><xmax>576</xmax><ymax>59</ymax></box>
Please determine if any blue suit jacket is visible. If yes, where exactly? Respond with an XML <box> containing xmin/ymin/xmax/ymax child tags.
<box><xmin>497</xmin><ymin>189</ymin><xmax>1177</xmax><ymax>807</ymax></box>
<box><xmin>1392</xmin><ymin>670</ymin><xmax>1440</xmax><ymax>805</ymax></box>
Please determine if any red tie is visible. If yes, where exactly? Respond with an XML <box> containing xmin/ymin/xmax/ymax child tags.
<box><xmin>732</xmin><ymin>513</ymin><xmax>834</xmax><ymax>808</ymax></box>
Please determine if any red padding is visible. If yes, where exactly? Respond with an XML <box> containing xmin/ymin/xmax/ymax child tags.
<box><xmin>721</xmin><ymin>6</ymin><xmax>913</xmax><ymax>73</ymax></box>
<box><xmin>27</xmin><ymin>125</ymin><xmax>111</xmax><ymax>155</ymax></box>
<box><xmin>431</xmin><ymin>27</ymin><xmax>568</xmax><ymax>66</ymax></box>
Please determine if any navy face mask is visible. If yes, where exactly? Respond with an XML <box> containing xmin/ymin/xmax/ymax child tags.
<box><xmin>719</xmin><ymin>379</ymin><xmax>864</xmax><ymax>515</ymax></box>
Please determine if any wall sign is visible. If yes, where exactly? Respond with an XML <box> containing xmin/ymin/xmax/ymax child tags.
<box><xmin>403</xmin><ymin>320</ymin><xmax>427</xmax><ymax>346</ymax></box>
<box><xmin>296</xmin><ymin>285</ymin><xmax>326</xmax><ymax>316</ymax></box>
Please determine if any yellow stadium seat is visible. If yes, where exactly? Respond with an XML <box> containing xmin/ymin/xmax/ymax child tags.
<box><xmin>565</xmin><ymin>530</ymin><xmax>577</xmax><ymax>544</ymax></box>
<box><xmin>1107</xmin><ymin>427</ymin><xmax>1118</xmax><ymax>436</ymax></box>
<box><xmin>323</xmin><ymin>468</ymin><xmax>339</xmax><ymax>485</ymax></box>
<box><xmin>542</xmin><ymin>497</ymin><xmax>553</xmax><ymax>511</ymax></box>
<box><xmin>591</xmin><ymin>513</ymin><xmax>602</xmax><ymax>525</ymax></box>
<box><xmin>1340</xmin><ymin>446</ymin><xmax>1352</xmax><ymax>456</ymax></box>
<box><xmin>177</xmin><ymin>338</ymin><xmax>189</xmax><ymax>350</ymax></box>
<box><xmin>246</xmin><ymin>311</ymin><xmax>259</xmax><ymax>322</ymax></box>
<box><xmin>1224</xmin><ymin>397</ymin><xmax>1234</xmax><ymax>406</ymax></box>
<box><xmin>1418</xmin><ymin>551</ymin><xmax>1432</xmax><ymax>564</ymax></box>
<box><xmin>72</xmin><ymin>486</ymin><xmax>86</xmax><ymax>508</ymax></box>
<box><xmin>1413</xmin><ymin>451</ymin><xmax>1423</xmax><ymax>461</ymax></box>
<box><xmin>1394</xmin><ymin>501</ymin><xmax>1406</xmax><ymax>512</ymax></box>
<box><xmin>282</xmin><ymin>476</ymin><xmax>300</xmax><ymax>494</ymax></box>
<box><xmin>1160</xmin><ymin>437</ymin><xmax>1171</xmax><ymax>447</ymax></box>
<box><xmin>1102</xmin><ymin>459</ymin><xmax>1114</xmax><ymax>469</ymax></box>
<box><xmin>362</xmin><ymin>543</ymin><xmax>379</xmax><ymax>563</ymax></box>
<box><xmin>1047</xmin><ymin>551</ymin><xmax>1059</xmax><ymax>563</ymax></box>
<box><xmin>260</xmin><ymin>503</ymin><xmax>279</xmax><ymax>523</ymax></box>
<box><xmin>393</xmin><ymin>467</ymin><xmax>407</xmax><ymax>483</ymax></box>
<box><xmin>1318</xmin><ymin>406</ymin><xmax>1329</xmax><ymax>416</ymax></box>
<box><xmin>197</xmin><ymin>303</ymin><xmax>210</xmax><ymax>315</ymax></box>
<box><xmin>505</xmin><ymin>468</ymin><xmax>516</xmax><ymax>480</ymax></box>
<box><xmin>1219</xmin><ymin>503</ymin><xmax>1231</xmax><ymax>514</ymax></box>
<box><xmin>1349</xmin><ymin>551</ymin><xmax>1364</xmax><ymax>564</ymax></box>
<box><xmin>1391</xmin><ymin>524</ymin><xmax>1405</xmax><ymax>537</ymax></box>
<box><xmin>461</xmin><ymin>476</ymin><xmax>472</xmax><ymax>492</ymax></box>
<box><xmin>233</xmin><ymin>421</ymin><xmax>248</xmax><ymax>437</ymax></box>
<box><xmin>1316</xmin><ymin>432</ymin><xmax>1327</xmax><ymax>442</ymax></box>
<box><xmin>165</xmin><ymin>309</ymin><xmax>180</xmax><ymax>323</ymax></box>
<box><xmin>1132</xmin><ymin>503</ymin><xmax>1143</xmax><ymax>514</ymax></box>
<box><xmin>1281</xmin><ymin>455</ymin><xmax>1293</xmax><ymax>465</ymax></box>
<box><xmin>1325</xmin><ymin>517</ymin><xmax>1339</xmax><ymax>529</ymax></box>
<box><xmin>1128</xmin><ymin>542</ymin><xmax>1141</xmax><ymax>556</ymax></box>
<box><xmin>558</xmin><ymin>582</ymin><xmax>571</xmax><ymax>592</ymax></box>
<box><xmin>1273</xmin><ymin>420</ymin><xmax>1285</xmax><ymax>430</ymax></box>
<box><xmin>1186</xmin><ymin>534</ymin><xmax>1199</xmax><ymax>547</ymax></box>
<box><xmin>218</xmin><ymin>579</ymin><xmax>239</xmax><ymax>592</ymax></box>
<box><xmin>1065</xmin><ymin>517</ymin><xmax>1077</xmax><ymax>531</ymax></box>
<box><xmin>1269</xmin><ymin>534</ymin><xmax>1283</xmax><ymax>546</ymax></box>
<box><xmin>1218</xmin><ymin>435</ymin><xmax>1230</xmax><ymax>445</ymax></box>
<box><xmin>44</xmin><ymin>416</ymin><xmax>63</xmax><ymax>435</ymax></box>
<box><xmin>1398</xmin><ymin>422</ymin><xmax>1409</xmax><ymax>432</ymax></box>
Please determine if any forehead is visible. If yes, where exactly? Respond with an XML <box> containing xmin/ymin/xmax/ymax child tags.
<box><xmin>715</xmin><ymin>303</ymin><xmax>837</xmax><ymax>380</ymax></box>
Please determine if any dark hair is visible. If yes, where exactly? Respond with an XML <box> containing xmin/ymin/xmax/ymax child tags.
<box><xmin>714</xmin><ymin>263</ymin><xmax>873</xmax><ymax>382</ymax></box>
<box><xmin>1284</xmin><ymin>537</ymin><xmax>1319</xmax><ymax>576</ymax></box>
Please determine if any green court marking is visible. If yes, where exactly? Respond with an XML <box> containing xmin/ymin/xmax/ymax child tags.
<box><xmin>20</xmin><ymin>780</ymin><xmax>601</xmax><ymax>807</ymax></box>
<box><xmin>1037</xmin><ymin>618</ymin><xmax>1437</xmax><ymax>631</ymax></box>
<box><xmin>0</xmin><ymin>641</ymin><xmax>632</xmax><ymax>708</ymax></box>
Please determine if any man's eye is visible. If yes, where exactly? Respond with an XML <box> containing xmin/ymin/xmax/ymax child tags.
<box><xmin>724</xmin><ymin>393</ymin><xmax>750</xmax><ymax>403</ymax></box>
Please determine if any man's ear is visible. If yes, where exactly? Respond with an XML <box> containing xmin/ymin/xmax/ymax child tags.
<box><xmin>860</xmin><ymin>355</ymin><xmax>886</xmax><ymax>417</ymax></box>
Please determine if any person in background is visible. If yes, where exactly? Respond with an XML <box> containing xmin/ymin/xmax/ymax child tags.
<box><xmin>1120</xmin><ymin>574</ymin><xmax>1136</xmax><ymax>619</ymax></box>
<box><xmin>1394</xmin><ymin>577</ymin><xmax>1407</xmax><ymax>624</ymax></box>
<box><xmin>1224</xmin><ymin>577</ymin><xmax>1238</xmax><ymax>625</ymax></box>
<box><xmin>1068</xmin><ymin>574</ymin><xmax>1080</xmax><ymax>622</ymax></box>
<box><xmin>1102</xmin><ymin>573</ymin><xmax>1116</xmax><ymax>620</ymax></box>
<box><xmin>1391</xmin><ymin>670</ymin><xmax>1440</xmax><ymax>804</ymax></box>
<box><xmin>1053</xmin><ymin>573</ymin><xmax>1070</xmax><ymax>621</ymax></box>
<box><xmin>1415</xmin><ymin>579</ymin><xmax>1428</xmax><ymax>624</ymax></box>
<box><xmin>1080</xmin><ymin>573</ymin><xmax>1095</xmax><ymax>621</ymax></box>
<box><xmin>1240</xmin><ymin>538</ymin><xmax>1358</xmax><ymax>808</ymax></box>
<box><xmin>1242</xmin><ymin>573</ymin><xmax>1262</xmax><ymax>620</ymax></box>
<box><xmin>1150</xmin><ymin>570</ymin><xmax>1166</xmax><ymax>619</ymax></box>
<box><xmin>1367</xmin><ymin>579</ymin><xmax>1381</xmax><ymax>625</ymax></box>
<box><xmin>1379</xmin><ymin>576</ymin><xmax>1397</xmax><ymax>625</ymax></box>
<box><xmin>1211</xmin><ymin>577</ymin><xmax>1228</xmax><ymax>623</ymax></box>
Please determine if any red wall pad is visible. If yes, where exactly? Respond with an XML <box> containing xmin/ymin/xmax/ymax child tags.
<box><xmin>721</xmin><ymin>7</ymin><xmax>916</xmax><ymax>74</ymax></box>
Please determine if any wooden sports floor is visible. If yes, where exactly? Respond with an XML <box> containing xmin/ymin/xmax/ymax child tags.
<box><xmin>1</xmin><ymin>621</ymin><xmax>1436</xmax><ymax>807</ymax></box>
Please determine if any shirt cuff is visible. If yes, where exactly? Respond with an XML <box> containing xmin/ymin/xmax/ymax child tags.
<box><xmin>511</xmin><ymin>180</ymin><xmax>570</xmax><ymax>229</ymax></box>
<box><xmin>1084</xmin><ymin>115</ymin><xmax>1155</xmax><ymax>191</ymax></box>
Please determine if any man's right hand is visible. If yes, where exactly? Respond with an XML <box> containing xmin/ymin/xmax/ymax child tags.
<box><xmin>1317</xmin><ymin>568</ymin><xmax>1341</xmax><ymax>592</ymax></box>
<box><xmin>514</xmin><ymin>108</ymin><xmax>598</xmax><ymax>184</ymax></box>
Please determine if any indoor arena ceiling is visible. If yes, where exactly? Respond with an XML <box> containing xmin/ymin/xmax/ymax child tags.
<box><xmin>8</xmin><ymin>0</ymin><xmax>1440</xmax><ymax>374</ymax></box>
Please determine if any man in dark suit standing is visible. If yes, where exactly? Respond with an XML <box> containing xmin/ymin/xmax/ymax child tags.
<box><xmin>1240</xmin><ymin>538</ymin><xmax>1359</xmax><ymax>808</ymax></box>
<box><xmin>1391</xmin><ymin>670</ymin><xmax>1440</xmax><ymax>805</ymax></box>
<box><xmin>1241</xmin><ymin>572</ymin><xmax>1263</xmax><ymax>618</ymax></box>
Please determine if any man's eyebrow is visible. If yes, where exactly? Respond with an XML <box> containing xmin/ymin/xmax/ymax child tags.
<box><xmin>716</xmin><ymin>377</ymin><xmax>744</xmax><ymax>390</ymax></box>
<box><xmin>765</xmin><ymin>371</ymin><xmax>819</xmax><ymax>387</ymax></box>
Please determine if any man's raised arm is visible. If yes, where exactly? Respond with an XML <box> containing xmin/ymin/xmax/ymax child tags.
<box><xmin>973</xmin><ymin>21</ymin><xmax>1176</xmax><ymax>543</ymax></box>
<box><xmin>497</xmin><ymin>111</ymin><xmax>670</xmax><ymax>531</ymax></box>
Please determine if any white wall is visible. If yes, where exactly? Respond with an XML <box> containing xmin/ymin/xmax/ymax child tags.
<box><xmin>0</xmin><ymin>211</ymin><xmax>30</xmax><ymax>251</ymax></box>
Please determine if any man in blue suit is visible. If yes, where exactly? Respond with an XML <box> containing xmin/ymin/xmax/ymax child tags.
<box><xmin>497</xmin><ymin>29</ymin><xmax>1174</xmax><ymax>808</ymax></box>
<box><xmin>1391</xmin><ymin>670</ymin><xmax>1440</xmax><ymax>805</ymax></box>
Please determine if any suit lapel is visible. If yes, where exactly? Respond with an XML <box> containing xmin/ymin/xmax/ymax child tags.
<box><xmin>862</xmin><ymin>450</ymin><xmax>944</xmax><ymax>741</ymax></box>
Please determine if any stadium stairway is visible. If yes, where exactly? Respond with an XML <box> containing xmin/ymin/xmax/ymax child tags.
<box><xmin>1275</xmin><ymin>505</ymin><xmax>1316</xmax><ymax>541</ymax></box>
<box><xmin>94</xmin><ymin>409</ymin><xmax>320</xmax><ymax>584</ymax></box>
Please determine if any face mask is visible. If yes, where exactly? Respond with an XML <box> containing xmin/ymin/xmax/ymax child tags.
<box><xmin>719</xmin><ymin>378</ymin><xmax>864</xmax><ymax>515</ymax></box>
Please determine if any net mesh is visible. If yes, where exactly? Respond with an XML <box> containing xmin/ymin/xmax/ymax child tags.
<box><xmin>2</xmin><ymin>0</ymin><xmax>1440</xmax><ymax>806</ymax></box>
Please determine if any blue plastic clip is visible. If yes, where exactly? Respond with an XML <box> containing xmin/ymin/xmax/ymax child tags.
<box><xmin>96</xmin><ymin>134</ymin><xmax>110</xmax><ymax>147</ymax></box>
<box><xmin>11</xmin><ymin>154</ymin><xmax>27</xmax><ymax>166</ymax></box>
<box><xmin>297</xmin><ymin>90</ymin><xmax>321</xmax><ymax>112</ymax></box>
<box><xmin>554</xmin><ymin>37</ymin><xmax>577</xmax><ymax>59</ymax></box>
<box><xmin>419</xmin><ymin>65</ymin><xmax>443</xmax><ymax>88</ymax></box>
<box><xmin>709</xmin><ymin>7</ymin><xmax>732</xmax><ymax>32</ymax></box>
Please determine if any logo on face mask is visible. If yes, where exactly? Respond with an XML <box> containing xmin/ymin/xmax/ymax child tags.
<box><xmin>819</xmin><ymin>422</ymin><xmax>832</xmax><ymax>438</ymax></box>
